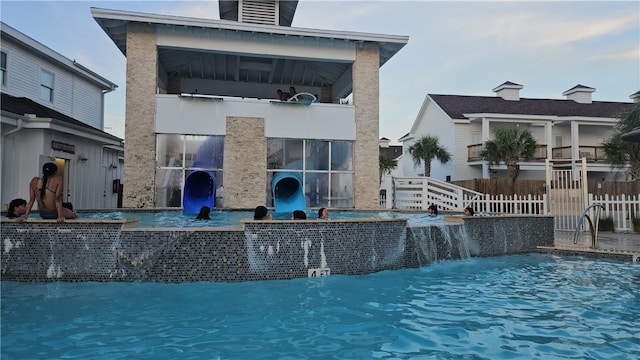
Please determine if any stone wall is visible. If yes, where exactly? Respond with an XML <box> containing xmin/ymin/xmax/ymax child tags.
<box><xmin>223</xmin><ymin>117</ymin><xmax>267</xmax><ymax>208</ymax></box>
<box><xmin>353</xmin><ymin>42</ymin><xmax>380</xmax><ymax>209</ymax></box>
<box><xmin>123</xmin><ymin>23</ymin><xmax>157</xmax><ymax>208</ymax></box>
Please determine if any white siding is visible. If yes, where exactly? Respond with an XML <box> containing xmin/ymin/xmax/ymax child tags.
<box><xmin>401</xmin><ymin>100</ymin><xmax>455</xmax><ymax>181</ymax></box>
<box><xmin>1</xmin><ymin>39</ymin><xmax>104</xmax><ymax>129</ymax></box>
<box><xmin>453</xmin><ymin>122</ymin><xmax>483</xmax><ymax>180</ymax></box>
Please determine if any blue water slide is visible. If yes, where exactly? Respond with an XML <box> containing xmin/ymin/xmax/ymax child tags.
<box><xmin>183</xmin><ymin>136</ymin><xmax>223</xmax><ymax>213</ymax></box>
<box><xmin>272</xmin><ymin>172</ymin><xmax>306</xmax><ymax>214</ymax></box>
<box><xmin>183</xmin><ymin>171</ymin><xmax>215</xmax><ymax>213</ymax></box>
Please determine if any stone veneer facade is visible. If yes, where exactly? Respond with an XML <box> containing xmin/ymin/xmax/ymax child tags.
<box><xmin>1</xmin><ymin>216</ymin><xmax>561</xmax><ymax>283</ymax></box>
<box><xmin>223</xmin><ymin>117</ymin><xmax>267</xmax><ymax>208</ymax></box>
<box><xmin>123</xmin><ymin>24</ymin><xmax>157</xmax><ymax>208</ymax></box>
<box><xmin>120</xmin><ymin>28</ymin><xmax>383</xmax><ymax>210</ymax></box>
<box><xmin>353</xmin><ymin>42</ymin><xmax>380</xmax><ymax>210</ymax></box>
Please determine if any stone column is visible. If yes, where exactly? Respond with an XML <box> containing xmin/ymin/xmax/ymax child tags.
<box><xmin>123</xmin><ymin>24</ymin><xmax>157</xmax><ymax>208</ymax></box>
<box><xmin>353</xmin><ymin>42</ymin><xmax>380</xmax><ymax>209</ymax></box>
<box><xmin>223</xmin><ymin>117</ymin><xmax>267</xmax><ymax>208</ymax></box>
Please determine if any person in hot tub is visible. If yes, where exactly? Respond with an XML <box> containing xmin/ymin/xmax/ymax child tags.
<box><xmin>427</xmin><ymin>204</ymin><xmax>438</xmax><ymax>217</ymax></box>
<box><xmin>253</xmin><ymin>205</ymin><xmax>272</xmax><ymax>220</ymax></box>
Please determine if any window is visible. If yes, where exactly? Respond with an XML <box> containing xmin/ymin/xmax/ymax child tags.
<box><xmin>155</xmin><ymin>134</ymin><xmax>224</xmax><ymax>208</ymax></box>
<box><xmin>40</xmin><ymin>69</ymin><xmax>54</xmax><ymax>101</ymax></box>
<box><xmin>555</xmin><ymin>135</ymin><xmax>563</xmax><ymax>147</ymax></box>
<box><xmin>471</xmin><ymin>132</ymin><xmax>481</xmax><ymax>144</ymax></box>
<box><xmin>267</xmin><ymin>138</ymin><xmax>354</xmax><ymax>208</ymax></box>
<box><xmin>0</xmin><ymin>51</ymin><xmax>6</xmax><ymax>86</ymax></box>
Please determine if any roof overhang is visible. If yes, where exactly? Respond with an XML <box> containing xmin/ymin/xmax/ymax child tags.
<box><xmin>622</xmin><ymin>127</ymin><xmax>640</xmax><ymax>142</ymax></box>
<box><xmin>91</xmin><ymin>7</ymin><xmax>408</xmax><ymax>68</ymax></box>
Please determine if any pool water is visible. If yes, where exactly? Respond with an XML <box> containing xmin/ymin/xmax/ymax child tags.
<box><xmin>2</xmin><ymin>254</ymin><xmax>638</xmax><ymax>359</ymax></box>
<box><xmin>81</xmin><ymin>210</ymin><xmax>445</xmax><ymax>227</ymax></box>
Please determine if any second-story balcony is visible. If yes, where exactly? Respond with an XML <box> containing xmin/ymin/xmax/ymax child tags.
<box><xmin>467</xmin><ymin>144</ymin><xmax>608</xmax><ymax>163</ymax></box>
<box><xmin>467</xmin><ymin>144</ymin><xmax>548</xmax><ymax>162</ymax></box>
<box><xmin>155</xmin><ymin>94</ymin><xmax>356</xmax><ymax>140</ymax></box>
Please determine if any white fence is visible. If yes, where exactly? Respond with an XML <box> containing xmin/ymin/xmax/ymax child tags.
<box><xmin>463</xmin><ymin>194</ymin><xmax>546</xmax><ymax>215</ymax></box>
<box><xmin>588</xmin><ymin>194</ymin><xmax>640</xmax><ymax>232</ymax></box>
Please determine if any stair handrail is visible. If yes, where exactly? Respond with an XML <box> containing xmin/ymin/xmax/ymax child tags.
<box><xmin>573</xmin><ymin>203</ymin><xmax>605</xmax><ymax>249</ymax></box>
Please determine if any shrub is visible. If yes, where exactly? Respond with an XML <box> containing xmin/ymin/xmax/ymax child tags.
<box><xmin>598</xmin><ymin>217</ymin><xmax>614</xmax><ymax>232</ymax></box>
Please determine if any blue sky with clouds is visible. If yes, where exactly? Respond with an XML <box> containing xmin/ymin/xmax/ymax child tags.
<box><xmin>2</xmin><ymin>0</ymin><xmax>638</xmax><ymax>143</ymax></box>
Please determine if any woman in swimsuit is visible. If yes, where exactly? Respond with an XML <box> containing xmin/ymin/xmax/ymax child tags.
<box><xmin>21</xmin><ymin>162</ymin><xmax>76</xmax><ymax>223</ymax></box>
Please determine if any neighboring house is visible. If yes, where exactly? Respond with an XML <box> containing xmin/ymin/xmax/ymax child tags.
<box><xmin>379</xmin><ymin>137</ymin><xmax>402</xmax><ymax>209</ymax></box>
<box><xmin>1</xmin><ymin>22</ymin><xmax>124</xmax><ymax>211</ymax></box>
<box><xmin>91</xmin><ymin>0</ymin><xmax>408</xmax><ymax>211</ymax></box>
<box><xmin>400</xmin><ymin>81</ymin><xmax>636</xmax><ymax>182</ymax></box>
<box><xmin>379</xmin><ymin>137</ymin><xmax>402</xmax><ymax>183</ymax></box>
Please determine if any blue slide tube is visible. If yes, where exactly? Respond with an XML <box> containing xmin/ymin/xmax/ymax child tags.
<box><xmin>183</xmin><ymin>170</ymin><xmax>215</xmax><ymax>213</ymax></box>
<box><xmin>272</xmin><ymin>172</ymin><xmax>306</xmax><ymax>214</ymax></box>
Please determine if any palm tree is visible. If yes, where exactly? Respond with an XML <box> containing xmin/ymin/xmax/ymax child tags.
<box><xmin>480</xmin><ymin>127</ymin><xmax>538</xmax><ymax>193</ymax></box>
<box><xmin>602</xmin><ymin>101</ymin><xmax>640</xmax><ymax>180</ymax></box>
<box><xmin>379</xmin><ymin>152</ymin><xmax>398</xmax><ymax>184</ymax></box>
<box><xmin>407</xmin><ymin>135</ymin><xmax>451</xmax><ymax>177</ymax></box>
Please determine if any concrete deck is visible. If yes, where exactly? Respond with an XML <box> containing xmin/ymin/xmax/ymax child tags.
<box><xmin>538</xmin><ymin>231</ymin><xmax>640</xmax><ymax>261</ymax></box>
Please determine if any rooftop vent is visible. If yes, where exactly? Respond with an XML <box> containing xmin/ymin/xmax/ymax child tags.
<box><xmin>239</xmin><ymin>0</ymin><xmax>277</xmax><ymax>25</ymax></box>
<box><xmin>492</xmin><ymin>81</ymin><xmax>523</xmax><ymax>101</ymax></box>
<box><xmin>219</xmin><ymin>0</ymin><xmax>298</xmax><ymax>26</ymax></box>
<box><xmin>562</xmin><ymin>84</ymin><xmax>595</xmax><ymax>104</ymax></box>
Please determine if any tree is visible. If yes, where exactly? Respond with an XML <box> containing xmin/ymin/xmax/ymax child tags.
<box><xmin>407</xmin><ymin>135</ymin><xmax>451</xmax><ymax>177</ymax></box>
<box><xmin>602</xmin><ymin>101</ymin><xmax>640</xmax><ymax>180</ymax></box>
<box><xmin>480</xmin><ymin>127</ymin><xmax>538</xmax><ymax>193</ymax></box>
<box><xmin>379</xmin><ymin>152</ymin><xmax>398</xmax><ymax>184</ymax></box>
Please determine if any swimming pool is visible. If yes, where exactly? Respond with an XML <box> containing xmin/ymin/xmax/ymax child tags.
<box><xmin>2</xmin><ymin>254</ymin><xmax>638</xmax><ymax>359</ymax></box>
<box><xmin>80</xmin><ymin>209</ymin><xmax>447</xmax><ymax>227</ymax></box>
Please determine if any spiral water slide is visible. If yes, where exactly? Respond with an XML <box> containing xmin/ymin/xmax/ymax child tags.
<box><xmin>272</xmin><ymin>172</ymin><xmax>306</xmax><ymax>214</ymax></box>
<box><xmin>183</xmin><ymin>137</ymin><xmax>223</xmax><ymax>213</ymax></box>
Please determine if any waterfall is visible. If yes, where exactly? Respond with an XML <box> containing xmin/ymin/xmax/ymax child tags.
<box><xmin>408</xmin><ymin>223</ymin><xmax>473</xmax><ymax>266</ymax></box>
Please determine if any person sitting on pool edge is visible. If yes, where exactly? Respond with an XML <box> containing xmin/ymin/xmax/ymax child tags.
<box><xmin>22</xmin><ymin>162</ymin><xmax>77</xmax><ymax>223</ymax></box>
<box><xmin>427</xmin><ymin>204</ymin><xmax>438</xmax><ymax>217</ymax></box>
<box><xmin>254</xmin><ymin>205</ymin><xmax>272</xmax><ymax>220</ymax></box>
<box><xmin>292</xmin><ymin>210</ymin><xmax>307</xmax><ymax>220</ymax></box>
<box><xmin>463</xmin><ymin>207</ymin><xmax>475</xmax><ymax>216</ymax></box>
<box><xmin>6</xmin><ymin>198</ymin><xmax>27</xmax><ymax>219</ymax></box>
<box><xmin>196</xmin><ymin>206</ymin><xmax>211</xmax><ymax>220</ymax></box>
<box><xmin>318</xmin><ymin>207</ymin><xmax>329</xmax><ymax>219</ymax></box>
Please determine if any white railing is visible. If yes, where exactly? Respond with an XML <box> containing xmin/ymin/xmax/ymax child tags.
<box><xmin>392</xmin><ymin>177</ymin><xmax>482</xmax><ymax>211</ymax></box>
<box><xmin>588</xmin><ymin>194</ymin><xmax>640</xmax><ymax>232</ymax></box>
<box><xmin>381</xmin><ymin>176</ymin><xmax>482</xmax><ymax>212</ymax></box>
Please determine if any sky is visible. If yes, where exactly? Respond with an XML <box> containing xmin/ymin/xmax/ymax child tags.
<box><xmin>1</xmin><ymin>0</ymin><xmax>638</xmax><ymax>143</ymax></box>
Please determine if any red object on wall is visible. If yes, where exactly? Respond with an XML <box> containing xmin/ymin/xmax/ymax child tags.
<box><xmin>112</xmin><ymin>179</ymin><xmax>120</xmax><ymax>194</ymax></box>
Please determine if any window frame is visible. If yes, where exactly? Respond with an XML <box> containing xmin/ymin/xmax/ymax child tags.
<box><xmin>267</xmin><ymin>138</ymin><xmax>354</xmax><ymax>208</ymax></box>
<box><xmin>0</xmin><ymin>51</ymin><xmax>7</xmax><ymax>86</ymax></box>
<box><xmin>40</xmin><ymin>68</ymin><xmax>55</xmax><ymax>102</ymax></box>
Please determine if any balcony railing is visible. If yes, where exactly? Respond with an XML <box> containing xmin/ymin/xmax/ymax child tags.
<box><xmin>551</xmin><ymin>146</ymin><xmax>607</xmax><ymax>162</ymax></box>
<box><xmin>467</xmin><ymin>144</ymin><xmax>547</xmax><ymax>162</ymax></box>
<box><xmin>467</xmin><ymin>144</ymin><xmax>607</xmax><ymax>162</ymax></box>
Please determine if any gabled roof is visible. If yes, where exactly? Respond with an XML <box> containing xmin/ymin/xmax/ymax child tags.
<box><xmin>428</xmin><ymin>94</ymin><xmax>633</xmax><ymax>120</ymax></box>
<box><xmin>1</xmin><ymin>93</ymin><xmax>122</xmax><ymax>142</ymax></box>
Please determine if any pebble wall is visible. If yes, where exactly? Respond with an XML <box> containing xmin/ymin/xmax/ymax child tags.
<box><xmin>1</xmin><ymin>216</ymin><xmax>554</xmax><ymax>283</ymax></box>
